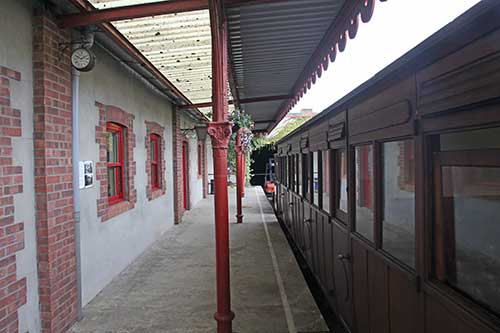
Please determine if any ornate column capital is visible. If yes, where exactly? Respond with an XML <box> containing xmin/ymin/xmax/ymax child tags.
<box><xmin>208</xmin><ymin>121</ymin><xmax>232</xmax><ymax>149</ymax></box>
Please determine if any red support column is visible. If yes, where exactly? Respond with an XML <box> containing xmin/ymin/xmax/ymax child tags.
<box><xmin>241</xmin><ymin>153</ymin><xmax>247</xmax><ymax>198</ymax></box>
<box><xmin>208</xmin><ymin>0</ymin><xmax>234</xmax><ymax>332</ymax></box>
<box><xmin>235</xmin><ymin>129</ymin><xmax>243</xmax><ymax>224</ymax></box>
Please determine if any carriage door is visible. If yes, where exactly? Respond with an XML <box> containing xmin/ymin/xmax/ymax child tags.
<box><xmin>331</xmin><ymin>148</ymin><xmax>353</xmax><ymax>329</ymax></box>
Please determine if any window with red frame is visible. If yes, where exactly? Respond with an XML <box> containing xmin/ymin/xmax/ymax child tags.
<box><xmin>197</xmin><ymin>143</ymin><xmax>202</xmax><ymax>176</ymax></box>
<box><xmin>107</xmin><ymin>123</ymin><xmax>125</xmax><ymax>205</ymax></box>
<box><xmin>150</xmin><ymin>134</ymin><xmax>160</xmax><ymax>190</ymax></box>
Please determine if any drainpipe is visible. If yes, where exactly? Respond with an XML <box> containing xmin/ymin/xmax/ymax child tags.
<box><xmin>72</xmin><ymin>63</ymin><xmax>83</xmax><ymax>321</ymax></box>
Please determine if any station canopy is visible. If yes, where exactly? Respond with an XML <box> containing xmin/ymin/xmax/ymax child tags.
<box><xmin>64</xmin><ymin>0</ymin><xmax>379</xmax><ymax>133</ymax></box>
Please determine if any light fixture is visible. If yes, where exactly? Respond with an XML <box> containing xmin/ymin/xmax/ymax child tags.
<box><xmin>180</xmin><ymin>127</ymin><xmax>197</xmax><ymax>139</ymax></box>
<box><xmin>195</xmin><ymin>125</ymin><xmax>208</xmax><ymax>141</ymax></box>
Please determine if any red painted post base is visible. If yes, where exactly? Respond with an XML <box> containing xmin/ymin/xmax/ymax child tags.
<box><xmin>214</xmin><ymin>310</ymin><xmax>235</xmax><ymax>333</ymax></box>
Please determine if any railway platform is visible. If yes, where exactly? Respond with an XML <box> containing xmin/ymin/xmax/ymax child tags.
<box><xmin>70</xmin><ymin>187</ymin><xmax>328</xmax><ymax>333</ymax></box>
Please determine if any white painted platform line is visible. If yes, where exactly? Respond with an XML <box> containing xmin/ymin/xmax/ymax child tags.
<box><xmin>255</xmin><ymin>187</ymin><xmax>297</xmax><ymax>333</ymax></box>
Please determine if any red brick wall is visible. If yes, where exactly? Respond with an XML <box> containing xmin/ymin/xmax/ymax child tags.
<box><xmin>0</xmin><ymin>66</ymin><xmax>27</xmax><ymax>333</ymax></box>
<box><xmin>95</xmin><ymin>103</ymin><xmax>137</xmax><ymax>222</ymax></box>
<box><xmin>33</xmin><ymin>11</ymin><xmax>77</xmax><ymax>333</ymax></box>
<box><xmin>145</xmin><ymin>121</ymin><xmax>166</xmax><ymax>201</ymax></box>
<box><xmin>172</xmin><ymin>110</ymin><xmax>188</xmax><ymax>223</ymax></box>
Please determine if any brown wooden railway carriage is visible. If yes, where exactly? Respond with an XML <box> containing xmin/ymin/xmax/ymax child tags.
<box><xmin>274</xmin><ymin>2</ymin><xmax>500</xmax><ymax>333</ymax></box>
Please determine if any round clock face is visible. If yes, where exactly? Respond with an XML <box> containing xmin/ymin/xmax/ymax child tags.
<box><xmin>71</xmin><ymin>48</ymin><xmax>95</xmax><ymax>71</ymax></box>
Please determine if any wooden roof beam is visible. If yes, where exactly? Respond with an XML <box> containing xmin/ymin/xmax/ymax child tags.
<box><xmin>60</xmin><ymin>0</ymin><xmax>288</xmax><ymax>28</ymax></box>
<box><xmin>178</xmin><ymin>94</ymin><xmax>291</xmax><ymax>110</ymax></box>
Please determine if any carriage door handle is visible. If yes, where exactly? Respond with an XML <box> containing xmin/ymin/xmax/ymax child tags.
<box><xmin>300</xmin><ymin>218</ymin><xmax>312</xmax><ymax>251</ymax></box>
<box><xmin>337</xmin><ymin>254</ymin><xmax>351</xmax><ymax>302</ymax></box>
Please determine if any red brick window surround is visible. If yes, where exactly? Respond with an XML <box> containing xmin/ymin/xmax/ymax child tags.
<box><xmin>145</xmin><ymin>121</ymin><xmax>166</xmax><ymax>201</ymax></box>
<box><xmin>95</xmin><ymin>102</ymin><xmax>137</xmax><ymax>222</ymax></box>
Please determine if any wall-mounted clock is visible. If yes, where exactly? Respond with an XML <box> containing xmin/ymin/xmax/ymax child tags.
<box><xmin>71</xmin><ymin>47</ymin><xmax>96</xmax><ymax>72</ymax></box>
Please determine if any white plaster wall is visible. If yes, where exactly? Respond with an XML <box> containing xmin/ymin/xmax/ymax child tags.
<box><xmin>206</xmin><ymin>139</ymin><xmax>214</xmax><ymax>192</ymax></box>
<box><xmin>178</xmin><ymin>114</ymin><xmax>206</xmax><ymax>209</ymax></box>
<box><xmin>0</xmin><ymin>0</ymin><xmax>40</xmax><ymax>331</ymax></box>
<box><xmin>188</xmin><ymin>135</ymin><xmax>203</xmax><ymax>207</ymax></box>
<box><xmin>78</xmin><ymin>46</ymin><xmax>175</xmax><ymax>305</ymax></box>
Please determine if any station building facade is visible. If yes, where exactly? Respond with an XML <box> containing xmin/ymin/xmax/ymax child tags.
<box><xmin>0</xmin><ymin>0</ymin><xmax>210</xmax><ymax>331</ymax></box>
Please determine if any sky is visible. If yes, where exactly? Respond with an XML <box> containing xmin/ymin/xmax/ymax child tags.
<box><xmin>269</xmin><ymin>0</ymin><xmax>481</xmax><ymax>135</ymax></box>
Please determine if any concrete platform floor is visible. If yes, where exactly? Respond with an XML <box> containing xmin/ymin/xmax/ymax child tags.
<box><xmin>71</xmin><ymin>187</ymin><xmax>329</xmax><ymax>333</ymax></box>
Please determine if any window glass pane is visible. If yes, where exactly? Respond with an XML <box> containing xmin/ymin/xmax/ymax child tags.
<box><xmin>151</xmin><ymin>139</ymin><xmax>156</xmax><ymax>161</ymax></box>
<box><xmin>284</xmin><ymin>157</ymin><xmax>288</xmax><ymax>187</ymax></box>
<box><xmin>382</xmin><ymin>140</ymin><xmax>415</xmax><ymax>268</ymax></box>
<box><xmin>441</xmin><ymin>127</ymin><xmax>500</xmax><ymax>151</ymax></box>
<box><xmin>355</xmin><ymin>145</ymin><xmax>374</xmax><ymax>241</ymax></box>
<box><xmin>108</xmin><ymin>167</ymin><xmax>116</xmax><ymax>197</ymax></box>
<box><xmin>313</xmin><ymin>151</ymin><xmax>319</xmax><ymax>205</ymax></box>
<box><xmin>295</xmin><ymin>155</ymin><xmax>300</xmax><ymax>193</ymax></box>
<box><xmin>337</xmin><ymin>150</ymin><xmax>348</xmax><ymax>213</ymax></box>
<box><xmin>303</xmin><ymin>153</ymin><xmax>309</xmax><ymax>198</ymax></box>
<box><xmin>116</xmin><ymin>167</ymin><xmax>122</xmax><ymax>196</ymax></box>
<box><xmin>278</xmin><ymin>158</ymin><xmax>282</xmax><ymax>182</ymax></box>
<box><xmin>107</xmin><ymin>131</ymin><xmax>119</xmax><ymax>163</ymax></box>
<box><xmin>298</xmin><ymin>154</ymin><xmax>302</xmax><ymax>195</ymax></box>
<box><xmin>322</xmin><ymin>150</ymin><xmax>331</xmax><ymax>213</ymax></box>
<box><xmin>441</xmin><ymin>166</ymin><xmax>500</xmax><ymax>314</ymax></box>
<box><xmin>152</xmin><ymin>165</ymin><xmax>158</xmax><ymax>188</ymax></box>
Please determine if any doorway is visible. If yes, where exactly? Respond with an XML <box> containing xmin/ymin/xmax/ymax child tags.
<box><xmin>182</xmin><ymin>141</ymin><xmax>189</xmax><ymax>210</ymax></box>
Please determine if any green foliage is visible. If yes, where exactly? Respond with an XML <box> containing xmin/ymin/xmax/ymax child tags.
<box><xmin>267</xmin><ymin>117</ymin><xmax>309</xmax><ymax>143</ymax></box>
<box><xmin>227</xmin><ymin>111</ymin><xmax>255</xmax><ymax>183</ymax></box>
<box><xmin>224</xmin><ymin>111</ymin><xmax>310</xmax><ymax>184</ymax></box>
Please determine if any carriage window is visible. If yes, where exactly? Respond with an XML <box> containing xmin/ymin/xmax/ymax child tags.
<box><xmin>382</xmin><ymin>140</ymin><xmax>415</xmax><ymax>268</ymax></box>
<box><xmin>281</xmin><ymin>157</ymin><xmax>284</xmax><ymax>183</ymax></box>
<box><xmin>295</xmin><ymin>154</ymin><xmax>300</xmax><ymax>194</ymax></box>
<box><xmin>322</xmin><ymin>150</ymin><xmax>331</xmax><ymax>213</ymax></box>
<box><xmin>276</xmin><ymin>157</ymin><xmax>279</xmax><ymax>183</ymax></box>
<box><xmin>284</xmin><ymin>156</ymin><xmax>288</xmax><ymax>187</ymax></box>
<box><xmin>440</xmin><ymin>126</ymin><xmax>500</xmax><ymax>151</ymax></box>
<box><xmin>298</xmin><ymin>154</ymin><xmax>302</xmax><ymax>196</ymax></box>
<box><xmin>355</xmin><ymin>145</ymin><xmax>374</xmax><ymax>242</ymax></box>
<box><xmin>303</xmin><ymin>153</ymin><xmax>310</xmax><ymax>198</ymax></box>
<box><xmin>313</xmin><ymin>151</ymin><xmax>319</xmax><ymax>205</ymax></box>
<box><xmin>438</xmin><ymin>165</ymin><xmax>500</xmax><ymax>314</ymax></box>
<box><xmin>335</xmin><ymin>149</ymin><xmax>348</xmax><ymax>219</ymax></box>
<box><xmin>434</xmin><ymin>126</ymin><xmax>500</xmax><ymax>315</ymax></box>
<box><xmin>289</xmin><ymin>155</ymin><xmax>294</xmax><ymax>190</ymax></box>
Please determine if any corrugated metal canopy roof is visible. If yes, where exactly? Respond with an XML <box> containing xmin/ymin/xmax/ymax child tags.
<box><xmin>90</xmin><ymin>0</ymin><xmax>213</xmax><ymax>106</ymax></box>
<box><xmin>83</xmin><ymin>0</ymin><xmax>359</xmax><ymax>127</ymax></box>
<box><xmin>227</xmin><ymin>0</ymin><xmax>345</xmax><ymax>131</ymax></box>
